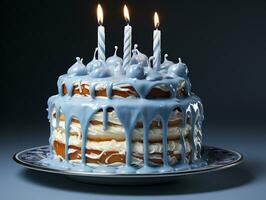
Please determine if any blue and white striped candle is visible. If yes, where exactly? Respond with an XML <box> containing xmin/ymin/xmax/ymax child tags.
<box><xmin>97</xmin><ymin>4</ymin><xmax>105</xmax><ymax>61</ymax></box>
<box><xmin>153</xmin><ymin>12</ymin><xmax>161</xmax><ymax>71</ymax></box>
<box><xmin>122</xmin><ymin>5</ymin><xmax>132</xmax><ymax>73</ymax></box>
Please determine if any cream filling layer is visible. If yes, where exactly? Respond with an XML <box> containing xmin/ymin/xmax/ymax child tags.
<box><xmin>52</xmin><ymin>117</ymin><xmax>190</xmax><ymax>141</ymax></box>
<box><xmin>53</xmin><ymin>128</ymin><xmax>191</xmax><ymax>155</ymax></box>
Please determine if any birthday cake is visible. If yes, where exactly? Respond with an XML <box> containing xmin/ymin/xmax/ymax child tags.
<box><xmin>46</xmin><ymin>4</ymin><xmax>205</xmax><ymax>173</ymax></box>
<box><xmin>47</xmin><ymin>45</ymin><xmax>205</xmax><ymax>173</ymax></box>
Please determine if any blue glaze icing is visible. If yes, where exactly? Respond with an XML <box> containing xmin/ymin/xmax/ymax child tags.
<box><xmin>86</xmin><ymin>48</ymin><xmax>98</xmax><ymax>73</ymax></box>
<box><xmin>47</xmin><ymin>99</ymin><xmax>55</xmax><ymax>159</ymax></box>
<box><xmin>89</xmin><ymin>83</ymin><xmax>97</xmax><ymax>98</ymax></box>
<box><xmin>115</xmin><ymin>105</ymin><xmax>140</xmax><ymax>172</ymax></box>
<box><xmin>93</xmin><ymin>166</ymin><xmax>116</xmax><ymax>173</ymax></box>
<box><xmin>102</xmin><ymin>106</ymin><xmax>108</xmax><ymax>131</ymax></box>
<box><xmin>67</xmin><ymin>57</ymin><xmax>87</xmax><ymax>76</ymax></box>
<box><xmin>160</xmin><ymin>54</ymin><xmax>174</xmax><ymax>72</ymax></box>
<box><xmin>130</xmin><ymin>44</ymin><xmax>149</xmax><ymax>67</ymax></box>
<box><xmin>86</xmin><ymin>59</ymin><xmax>106</xmax><ymax>74</ymax></box>
<box><xmin>146</xmin><ymin>70</ymin><xmax>163</xmax><ymax>81</ymax></box>
<box><xmin>90</xmin><ymin>67</ymin><xmax>112</xmax><ymax>78</ymax></box>
<box><xmin>46</xmin><ymin>53</ymin><xmax>206</xmax><ymax>174</ymax></box>
<box><xmin>70</xmin><ymin>164</ymin><xmax>92</xmax><ymax>172</ymax></box>
<box><xmin>112</xmin><ymin>63</ymin><xmax>123</xmax><ymax>77</ymax></box>
<box><xmin>126</xmin><ymin>63</ymin><xmax>145</xmax><ymax>79</ymax></box>
<box><xmin>168</xmin><ymin>58</ymin><xmax>189</xmax><ymax>78</ymax></box>
<box><xmin>158</xmin><ymin>113</ymin><xmax>173</xmax><ymax>172</ymax></box>
<box><xmin>106</xmin><ymin>46</ymin><xmax>123</xmax><ymax>67</ymax></box>
<box><xmin>164</xmin><ymin>73</ymin><xmax>176</xmax><ymax>79</ymax></box>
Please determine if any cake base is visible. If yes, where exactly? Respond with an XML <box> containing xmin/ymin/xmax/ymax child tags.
<box><xmin>13</xmin><ymin>145</ymin><xmax>243</xmax><ymax>184</ymax></box>
<box><xmin>53</xmin><ymin>140</ymin><xmax>191</xmax><ymax>166</ymax></box>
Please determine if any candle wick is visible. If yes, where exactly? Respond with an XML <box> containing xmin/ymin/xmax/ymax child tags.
<box><xmin>178</xmin><ymin>57</ymin><xmax>182</xmax><ymax>63</ymax></box>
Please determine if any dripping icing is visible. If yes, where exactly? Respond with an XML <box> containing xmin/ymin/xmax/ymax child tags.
<box><xmin>46</xmin><ymin>52</ymin><xmax>206</xmax><ymax>173</ymax></box>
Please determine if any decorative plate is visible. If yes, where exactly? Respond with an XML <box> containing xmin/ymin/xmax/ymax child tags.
<box><xmin>13</xmin><ymin>145</ymin><xmax>243</xmax><ymax>185</ymax></box>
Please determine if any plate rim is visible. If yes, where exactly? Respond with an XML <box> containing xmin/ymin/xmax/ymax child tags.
<box><xmin>13</xmin><ymin>145</ymin><xmax>243</xmax><ymax>178</ymax></box>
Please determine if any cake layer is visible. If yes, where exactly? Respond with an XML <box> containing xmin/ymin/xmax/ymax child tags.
<box><xmin>62</xmin><ymin>81</ymin><xmax>187</xmax><ymax>98</ymax></box>
<box><xmin>52</xmin><ymin>116</ymin><xmax>191</xmax><ymax>142</ymax></box>
<box><xmin>53</xmin><ymin>107</ymin><xmax>184</xmax><ymax>127</ymax></box>
<box><xmin>53</xmin><ymin>139</ymin><xmax>191</xmax><ymax>166</ymax></box>
<box><xmin>53</xmin><ymin>127</ymin><xmax>190</xmax><ymax>154</ymax></box>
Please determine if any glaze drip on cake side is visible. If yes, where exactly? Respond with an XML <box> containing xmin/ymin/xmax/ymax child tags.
<box><xmin>47</xmin><ymin>46</ymin><xmax>206</xmax><ymax>173</ymax></box>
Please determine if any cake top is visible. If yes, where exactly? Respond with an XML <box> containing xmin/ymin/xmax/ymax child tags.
<box><xmin>57</xmin><ymin>45</ymin><xmax>192</xmax><ymax>99</ymax></box>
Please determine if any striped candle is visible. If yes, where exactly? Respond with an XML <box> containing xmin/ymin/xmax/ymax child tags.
<box><xmin>97</xmin><ymin>4</ymin><xmax>105</xmax><ymax>61</ymax></box>
<box><xmin>123</xmin><ymin>24</ymin><xmax>132</xmax><ymax>72</ymax></box>
<box><xmin>153</xmin><ymin>12</ymin><xmax>161</xmax><ymax>71</ymax></box>
<box><xmin>122</xmin><ymin>5</ymin><xmax>132</xmax><ymax>73</ymax></box>
<box><xmin>98</xmin><ymin>25</ymin><xmax>105</xmax><ymax>61</ymax></box>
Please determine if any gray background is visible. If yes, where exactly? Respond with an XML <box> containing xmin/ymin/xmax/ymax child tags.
<box><xmin>1</xmin><ymin>0</ymin><xmax>266</xmax><ymax>199</ymax></box>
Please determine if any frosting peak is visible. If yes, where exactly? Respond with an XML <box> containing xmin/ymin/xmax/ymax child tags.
<box><xmin>126</xmin><ymin>63</ymin><xmax>145</xmax><ymax>79</ymax></box>
<box><xmin>67</xmin><ymin>57</ymin><xmax>87</xmax><ymax>76</ymax></box>
<box><xmin>106</xmin><ymin>46</ymin><xmax>123</xmax><ymax>67</ymax></box>
<box><xmin>168</xmin><ymin>58</ymin><xmax>189</xmax><ymax>78</ymax></box>
<box><xmin>130</xmin><ymin>44</ymin><xmax>149</xmax><ymax>67</ymax></box>
<box><xmin>160</xmin><ymin>54</ymin><xmax>174</xmax><ymax>72</ymax></box>
<box><xmin>86</xmin><ymin>48</ymin><xmax>98</xmax><ymax>73</ymax></box>
<box><xmin>89</xmin><ymin>60</ymin><xmax>112</xmax><ymax>78</ymax></box>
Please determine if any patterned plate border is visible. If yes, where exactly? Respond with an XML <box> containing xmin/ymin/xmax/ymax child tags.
<box><xmin>13</xmin><ymin>145</ymin><xmax>243</xmax><ymax>178</ymax></box>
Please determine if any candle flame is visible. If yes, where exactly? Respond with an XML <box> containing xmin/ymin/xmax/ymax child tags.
<box><xmin>124</xmin><ymin>5</ymin><xmax>130</xmax><ymax>23</ymax></box>
<box><xmin>154</xmin><ymin>12</ymin><xmax>159</xmax><ymax>28</ymax></box>
<box><xmin>97</xmin><ymin>4</ymin><xmax>104</xmax><ymax>25</ymax></box>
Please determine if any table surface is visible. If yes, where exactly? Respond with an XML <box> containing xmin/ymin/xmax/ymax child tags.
<box><xmin>1</xmin><ymin>121</ymin><xmax>266</xmax><ymax>200</ymax></box>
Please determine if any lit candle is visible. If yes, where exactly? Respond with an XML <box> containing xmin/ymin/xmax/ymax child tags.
<box><xmin>97</xmin><ymin>4</ymin><xmax>105</xmax><ymax>61</ymax></box>
<box><xmin>153</xmin><ymin>12</ymin><xmax>161</xmax><ymax>71</ymax></box>
<box><xmin>122</xmin><ymin>5</ymin><xmax>132</xmax><ymax>73</ymax></box>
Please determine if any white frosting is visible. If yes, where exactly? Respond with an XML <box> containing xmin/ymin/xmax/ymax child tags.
<box><xmin>53</xmin><ymin>128</ymin><xmax>190</xmax><ymax>155</ymax></box>
<box><xmin>54</xmin><ymin>152</ymin><xmax>182</xmax><ymax>166</ymax></box>
<box><xmin>185</xmin><ymin>102</ymin><xmax>200</xmax><ymax>115</ymax></box>
<box><xmin>95</xmin><ymin>83</ymin><xmax>107</xmax><ymax>91</ymax></box>
<box><xmin>52</xmin><ymin>117</ymin><xmax>190</xmax><ymax>141</ymax></box>
<box><xmin>112</xmin><ymin>95</ymin><xmax>137</xmax><ymax>99</ymax></box>
<box><xmin>112</xmin><ymin>84</ymin><xmax>134</xmax><ymax>91</ymax></box>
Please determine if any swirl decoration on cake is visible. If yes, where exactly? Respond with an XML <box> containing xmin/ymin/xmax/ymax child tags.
<box><xmin>47</xmin><ymin>45</ymin><xmax>206</xmax><ymax>173</ymax></box>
